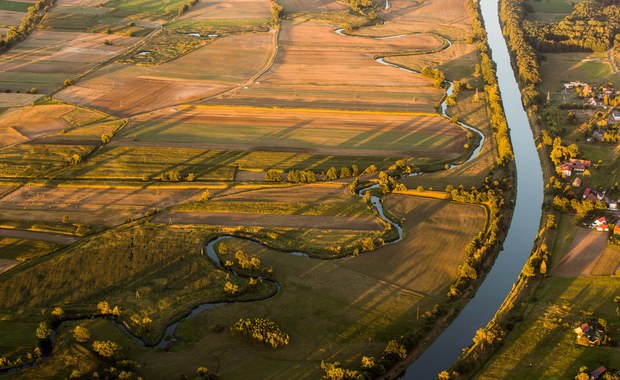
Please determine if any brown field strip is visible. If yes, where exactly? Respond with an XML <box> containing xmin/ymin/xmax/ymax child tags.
<box><xmin>0</xmin><ymin>259</ymin><xmax>19</xmax><ymax>274</ymax></box>
<box><xmin>177</xmin><ymin>0</ymin><xmax>271</xmax><ymax>20</ymax></box>
<box><xmin>56</xmin><ymin>31</ymin><xmax>276</xmax><ymax>116</ymax></box>
<box><xmin>0</xmin><ymin>228</ymin><xmax>78</xmax><ymax>244</ymax></box>
<box><xmin>552</xmin><ymin>228</ymin><xmax>609</xmax><ymax>277</ymax></box>
<box><xmin>0</xmin><ymin>186</ymin><xmax>204</xmax><ymax>226</ymax></box>
<box><xmin>153</xmin><ymin>211</ymin><xmax>384</xmax><ymax>230</ymax></box>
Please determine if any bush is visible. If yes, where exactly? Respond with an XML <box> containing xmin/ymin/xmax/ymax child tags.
<box><xmin>230</xmin><ymin>318</ymin><xmax>289</xmax><ymax>348</ymax></box>
<box><xmin>63</xmin><ymin>79</ymin><xmax>74</xmax><ymax>86</ymax></box>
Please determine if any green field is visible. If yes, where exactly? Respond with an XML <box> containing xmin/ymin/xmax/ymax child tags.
<box><xmin>541</xmin><ymin>52</ymin><xmax>612</xmax><ymax>94</ymax></box>
<box><xmin>477</xmin><ymin>277</ymin><xmax>620</xmax><ymax>379</ymax></box>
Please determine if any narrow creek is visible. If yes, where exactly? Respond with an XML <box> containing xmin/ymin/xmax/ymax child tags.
<box><xmin>402</xmin><ymin>0</ymin><xmax>544</xmax><ymax>377</ymax></box>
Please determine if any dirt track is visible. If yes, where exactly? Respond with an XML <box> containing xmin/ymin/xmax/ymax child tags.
<box><xmin>552</xmin><ymin>227</ymin><xmax>608</xmax><ymax>277</ymax></box>
<box><xmin>0</xmin><ymin>228</ymin><xmax>78</xmax><ymax>244</ymax></box>
<box><xmin>153</xmin><ymin>211</ymin><xmax>383</xmax><ymax>231</ymax></box>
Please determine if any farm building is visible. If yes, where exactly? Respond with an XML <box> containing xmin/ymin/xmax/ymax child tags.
<box><xmin>574</xmin><ymin>323</ymin><xmax>604</xmax><ymax>346</ymax></box>
<box><xmin>590</xmin><ymin>366</ymin><xmax>607</xmax><ymax>380</ymax></box>
<box><xmin>572</xmin><ymin>177</ymin><xmax>582</xmax><ymax>187</ymax></box>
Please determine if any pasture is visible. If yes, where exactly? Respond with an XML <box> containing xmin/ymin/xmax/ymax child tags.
<box><xmin>476</xmin><ymin>277</ymin><xmax>620</xmax><ymax>380</ymax></box>
<box><xmin>215</xmin><ymin>20</ymin><xmax>444</xmax><ymax>113</ymax></box>
<box><xmin>128</xmin><ymin>196</ymin><xmax>486</xmax><ymax>379</ymax></box>
<box><xmin>124</xmin><ymin>105</ymin><xmax>467</xmax><ymax>159</ymax></box>
<box><xmin>56</xmin><ymin>31</ymin><xmax>276</xmax><ymax>115</ymax></box>
<box><xmin>524</xmin><ymin>0</ymin><xmax>585</xmax><ymax>22</ymax></box>
<box><xmin>540</xmin><ymin>52</ymin><xmax>612</xmax><ymax>95</ymax></box>
<box><xmin>0</xmin><ymin>30</ymin><xmax>140</xmax><ymax>93</ymax></box>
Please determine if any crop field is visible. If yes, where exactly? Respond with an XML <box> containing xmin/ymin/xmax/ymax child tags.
<box><xmin>0</xmin><ymin>185</ymin><xmax>206</xmax><ymax>226</ymax></box>
<box><xmin>0</xmin><ymin>30</ymin><xmax>140</xmax><ymax>93</ymax></box>
<box><xmin>121</xmin><ymin>196</ymin><xmax>486</xmax><ymax>379</ymax></box>
<box><xmin>540</xmin><ymin>52</ymin><xmax>612</xmax><ymax>95</ymax></box>
<box><xmin>0</xmin><ymin>0</ymin><xmax>32</xmax><ymax>28</ymax></box>
<box><xmin>357</xmin><ymin>0</ymin><xmax>471</xmax><ymax>40</ymax></box>
<box><xmin>0</xmin><ymin>104</ymin><xmax>117</xmax><ymax>147</ymax></box>
<box><xmin>386</xmin><ymin>41</ymin><xmax>479</xmax><ymax>81</ymax></box>
<box><xmin>214</xmin><ymin>20</ymin><xmax>444</xmax><ymax>113</ymax></box>
<box><xmin>123</xmin><ymin>105</ymin><xmax>467</xmax><ymax>158</ymax></box>
<box><xmin>55</xmin><ymin>31</ymin><xmax>276</xmax><ymax>115</ymax></box>
<box><xmin>476</xmin><ymin>277</ymin><xmax>620</xmax><ymax>380</ymax></box>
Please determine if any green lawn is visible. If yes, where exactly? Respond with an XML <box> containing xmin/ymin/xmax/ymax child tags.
<box><xmin>477</xmin><ymin>277</ymin><xmax>620</xmax><ymax>379</ymax></box>
<box><xmin>540</xmin><ymin>52</ymin><xmax>612</xmax><ymax>94</ymax></box>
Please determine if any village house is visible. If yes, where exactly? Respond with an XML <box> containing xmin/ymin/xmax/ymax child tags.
<box><xmin>610</xmin><ymin>201</ymin><xmax>618</xmax><ymax>211</ymax></box>
<box><xmin>612</xmin><ymin>110</ymin><xmax>620</xmax><ymax>122</ymax></box>
<box><xmin>574</xmin><ymin>322</ymin><xmax>604</xmax><ymax>346</ymax></box>
<box><xmin>614</xmin><ymin>224</ymin><xmax>620</xmax><ymax>236</ymax></box>
<box><xmin>563</xmin><ymin>81</ymin><xmax>588</xmax><ymax>90</ymax></box>
<box><xmin>583</xmin><ymin>187</ymin><xmax>591</xmax><ymax>199</ymax></box>
<box><xmin>557</xmin><ymin>159</ymin><xmax>591</xmax><ymax>177</ymax></box>
<box><xmin>592</xmin><ymin>217</ymin><xmax>609</xmax><ymax>232</ymax></box>
<box><xmin>572</xmin><ymin>177</ymin><xmax>582</xmax><ymax>187</ymax></box>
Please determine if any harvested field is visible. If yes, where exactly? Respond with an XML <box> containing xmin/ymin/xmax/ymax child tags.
<box><xmin>123</xmin><ymin>105</ymin><xmax>467</xmax><ymax>158</ymax></box>
<box><xmin>0</xmin><ymin>30</ymin><xmax>140</xmax><ymax>93</ymax></box>
<box><xmin>0</xmin><ymin>186</ymin><xmax>205</xmax><ymax>226</ymax></box>
<box><xmin>362</xmin><ymin>0</ymin><xmax>472</xmax><ymax>40</ymax></box>
<box><xmin>177</xmin><ymin>0</ymin><xmax>271</xmax><ymax>21</ymax></box>
<box><xmin>214</xmin><ymin>21</ymin><xmax>444</xmax><ymax>112</ymax></box>
<box><xmin>386</xmin><ymin>41</ymin><xmax>479</xmax><ymax>81</ymax></box>
<box><xmin>552</xmin><ymin>227</ymin><xmax>609</xmax><ymax>277</ymax></box>
<box><xmin>0</xmin><ymin>104</ymin><xmax>114</xmax><ymax>148</ymax></box>
<box><xmin>591</xmin><ymin>245</ymin><xmax>620</xmax><ymax>276</ymax></box>
<box><xmin>153</xmin><ymin>211</ymin><xmax>384</xmax><ymax>230</ymax></box>
<box><xmin>0</xmin><ymin>9</ymin><xmax>26</xmax><ymax>27</ymax></box>
<box><xmin>56</xmin><ymin>32</ymin><xmax>276</xmax><ymax>116</ymax></box>
<box><xmin>0</xmin><ymin>93</ymin><xmax>41</xmax><ymax>107</ymax></box>
<box><xmin>339</xmin><ymin>194</ymin><xmax>487</xmax><ymax>295</ymax></box>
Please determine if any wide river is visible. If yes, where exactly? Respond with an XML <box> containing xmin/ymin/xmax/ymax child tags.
<box><xmin>402</xmin><ymin>0</ymin><xmax>545</xmax><ymax>378</ymax></box>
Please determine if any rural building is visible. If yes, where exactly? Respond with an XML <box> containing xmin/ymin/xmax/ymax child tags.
<box><xmin>563</xmin><ymin>81</ymin><xmax>588</xmax><ymax>90</ymax></box>
<box><xmin>610</xmin><ymin>201</ymin><xmax>618</xmax><ymax>211</ymax></box>
<box><xmin>572</xmin><ymin>177</ymin><xmax>582</xmax><ymax>187</ymax></box>
<box><xmin>590</xmin><ymin>366</ymin><xmax>607</xmax><ymax>380</ymax></box>
<box><xmin>583</xmin><ymin>187</ymin><xmax>592</xmax><ymax>199</ymax></box>
<box><xmin>613</xmin><ymin>110</ymin><xmax>620</xmax><ymax>122</ymax></box>
<box><xmin>614</xmin><ymin>224</ymin><xmax>620</xmax><ymax>236</ymax></box>
<box><xmin>574</xmin><ymin>323</ymin><xmax>604</xmax><ymax>346</ymax></box>
<box><xmin>593</xmin><ymin>217</ymin><xmax>609</xmax><ymax>232</ymax></box>
<box><xmin>557</xmin><ymin>163</ymin><xmax>573</xmax><ymax>176</ymax></box>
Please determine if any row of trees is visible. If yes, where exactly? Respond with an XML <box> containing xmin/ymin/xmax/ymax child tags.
<box><xmin>499</xmin><ymin>0</ymin><xmax>541</xmax><ymax>106</ymax></box>
<box><xmin>469</xmin><ymin>0</ymin><xmax>515</xmax><ymax>164</ymax></box>
<box><xmin>265</xmin><ymin>164</ymin><xmax>372</xmax><ymax>183</ymax></box>
<box><xmin>0</xmin><ymin>0</ymin><xmax>56</xmax><ymax>53</ymax></box>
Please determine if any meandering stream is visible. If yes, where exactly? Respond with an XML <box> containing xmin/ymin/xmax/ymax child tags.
<box><xmin>4</xmin><ymin>23</ymin><xmax>492</xmax><ymax>375</ymax></box>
